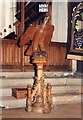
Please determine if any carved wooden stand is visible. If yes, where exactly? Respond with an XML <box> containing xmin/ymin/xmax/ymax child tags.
<box><xmin>25</xmin><ymin>55</ymin><xmax>52</xmax><ymax>113</ymax></box>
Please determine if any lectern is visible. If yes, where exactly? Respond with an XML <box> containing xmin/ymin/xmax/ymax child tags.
<box><xmin>14</xmin><ymin>1</ymin><xmax>54</xmax><ymax>113</ymax></box>
<box><xmin>21</xmin><ymin>16</ymin><xmax>54</xmax><ymax>113</ymax></box>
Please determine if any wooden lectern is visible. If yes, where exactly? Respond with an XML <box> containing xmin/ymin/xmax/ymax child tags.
<box><xmin>21</xmin><ymin>16</ymin><xmax>54</xmax><ymax>113</ymax></box>
<box><xmin>13</xmin><ymin>1</ymin><xmax>54</xmax><ymax>113</ymax></box>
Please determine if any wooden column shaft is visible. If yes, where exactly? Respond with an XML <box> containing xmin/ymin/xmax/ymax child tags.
<box><xmin>21</xmin><ymin>2</ymin><xmax>25</xmax><ymax>33</ymax></box>
<box><xmin>37</xmin><ymin>64</ymin><xmax>43</xmax><ymax>80</ymax></box>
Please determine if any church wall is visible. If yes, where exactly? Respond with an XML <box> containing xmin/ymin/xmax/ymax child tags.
<box><xmin>0</xmin><ymin>39</ymin><xmax>72</xmax><ymax>72</ymax></box>
<box><xmin>52</xmin><ymin>2</ymin><xmax>68</xmax><ymax>43</ymax></box>
<box><xmin>0</xmin><ymin>0</ymin><xmax>16</xmax><ymax>37</ymax></box>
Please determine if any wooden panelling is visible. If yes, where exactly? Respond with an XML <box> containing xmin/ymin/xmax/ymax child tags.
<box><xmin>47</xmin><ymin>42</ymin><xmax>71</xmax><ymax>67</ymax></box>
<box><xmin>0</xmin><ymin>39</ymin><xmax>72</xmax><ymax>71</ymax></box>
<box><xmin>23</xmin><ymin>46</ymin><xmax>30</xmax><ymax>65</ymax></box>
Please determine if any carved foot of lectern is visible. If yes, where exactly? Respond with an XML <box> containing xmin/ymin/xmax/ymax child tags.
<box><xmin>25</xmin><ymin>55</ymin><xmax>53</xmax><ymax>113</ymax></box>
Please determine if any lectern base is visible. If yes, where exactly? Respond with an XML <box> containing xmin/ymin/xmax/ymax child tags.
<box><xmin>26</xmin><ymin>55</ymin><xmax>52</xmax><ymax>114</ymax></box>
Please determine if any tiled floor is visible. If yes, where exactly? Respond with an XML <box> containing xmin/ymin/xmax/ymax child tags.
<box><xmin>2</xmin><ymin>103</ymin><xmax>81</xmax><ymax>119</ymax></box>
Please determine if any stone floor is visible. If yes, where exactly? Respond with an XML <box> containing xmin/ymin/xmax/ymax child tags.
<box><xmin>0</xmin><ymin>72</ymin><xmax>82</xmax><ymax>119</ymax></box>
<box><xmin>1</xmin><ymin>103</ymin><xmax>82</xmax><ymax>119</ymax></box>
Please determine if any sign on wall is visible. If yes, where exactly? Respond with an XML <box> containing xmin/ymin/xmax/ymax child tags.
<box><xmin>67</xmin><ymin>1</ymin><xmax>83</xmax><ymax>61</ymax></box>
